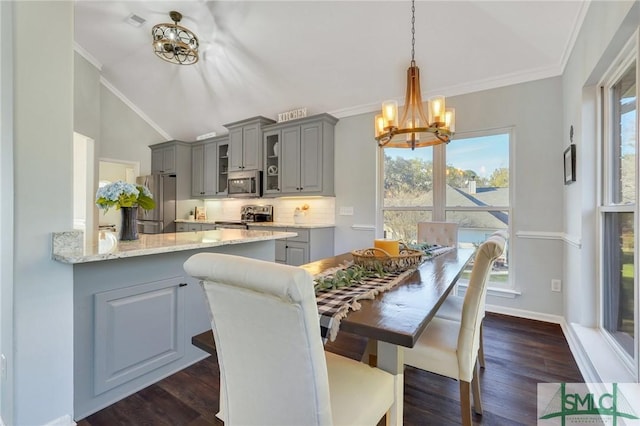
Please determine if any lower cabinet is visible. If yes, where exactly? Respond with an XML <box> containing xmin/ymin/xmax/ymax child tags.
<box><xmin>250</xmin><ymin>225</ymin><xmax>334</xmax><ymax>266</ymax></box>
<box><xmin>176</xmin><ymin>223</ymin><xmax>217</xmax><ymax>232</ymax></box>
<box><xmin>93</xmin><ymin>278</ymin><xmax>185</xmax><ymax>395</ymax></box>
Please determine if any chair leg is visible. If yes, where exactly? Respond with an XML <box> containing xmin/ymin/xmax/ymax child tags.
<box><xmin>478</xmin><ymin>322</ymin><xmax>486</xmax><ymax>369</ymax></box>
<box><xmin>471</xmin><ymin>362</ymin><xmax>483</xmax><ymax>415</ymax></box>
<box><xmin>459</xmin><ymin>381</ymin><xmax>472</xmax><ymax>426</ymax></box>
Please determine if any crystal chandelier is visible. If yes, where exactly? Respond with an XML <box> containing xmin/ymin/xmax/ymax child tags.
<box><xmin>374</xmin><ymin>0</ymin><xmax>455</xmax><ymax>150</ymax></box>
<box><xmin>152</xmin><ymin>11</ymin><xmax>199</xmax><ymax>65</ymax></box>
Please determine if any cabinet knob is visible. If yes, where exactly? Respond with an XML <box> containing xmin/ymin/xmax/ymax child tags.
<box><xmin>179</xmin><ymin>283</ymin><xmax>188</xmax><ymax>287</ymax></box>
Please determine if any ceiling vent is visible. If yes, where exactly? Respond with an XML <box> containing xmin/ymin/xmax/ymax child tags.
<box><xmin>125</xmin><ymin>13</ymin><xmax>146</xmax><ymax>28</ymax></box>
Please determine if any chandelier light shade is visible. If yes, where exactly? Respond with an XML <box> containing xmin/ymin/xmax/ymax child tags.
<box><xmin>152</xmin><ymin>11</ymin><xmax>199</xmax><ymax>65</ymax></box>
<box><xmin>375</xmin><ymin>0</ymin><xmax>455</xmax><ymax>149</ymax></box>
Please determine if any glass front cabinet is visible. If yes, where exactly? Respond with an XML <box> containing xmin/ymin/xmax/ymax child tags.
<box><xmin>262</xmin><ymin>113</ymin><xmax>337</xmax><ymax>197</ymax></box>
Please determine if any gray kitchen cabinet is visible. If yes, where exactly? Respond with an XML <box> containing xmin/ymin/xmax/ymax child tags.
<box><xmin>148</xmin><ymin>140</ymin><xmax>192</xmax><ymax>201</ymax></box>
<box><xmin>191</xmin><ymin>136</ymin><xmax>229</xmax><ymax>198</ymax></box>
<box><xmin>224</xmin><ymin>116</ymin><xmax>275</xmax><ymax>172</ymax></box>
<box><xmin>248</xmin><ymin>225</ymin><xmax>334</xmax><ymax>266</ymax></box>
<box><xmin>263</xmin><ymin>130</ymin><xmax>281</xmax><ymax>195</ymax></box>
<box><xmin>151</xmin><ymin>144</ymin><xmax>177</xmax><ymax>174</ymax></box>
<box><xmin>176</xmin><ymin>222</ymin><xmax>217</xmax><ymax>232</ymax></box>
<box><xmin>93</xmin><ymin>277</ymin><xmax>185</xmax><ymax>395</ymax></box>
<box><xmin>262</xmin><ymin>113</ymin><xmax>337</xmax><ymax>197</ymax></box>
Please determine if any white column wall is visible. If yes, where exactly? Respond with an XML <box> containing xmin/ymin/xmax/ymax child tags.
<box><xmin>13</xmin><ymin>2</ymin><xmax>75</xmax><ymax>424</ymax></box>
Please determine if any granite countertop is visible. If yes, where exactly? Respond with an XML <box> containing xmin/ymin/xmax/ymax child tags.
<box><xmin>52</xmin><ymin>228</ymin><xmax>297</xmax><ymax>264</ymax></box>
<box><xmin>174</xmin><ymin>219</ymin><xmax>335</xmax><ymax>229</ymax></box>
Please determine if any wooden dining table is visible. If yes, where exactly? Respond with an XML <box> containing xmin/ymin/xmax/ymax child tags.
<box><xmin>192</xmin><ymin>247</ymin><xmax>475</xmax><ymax>426</ymax></box>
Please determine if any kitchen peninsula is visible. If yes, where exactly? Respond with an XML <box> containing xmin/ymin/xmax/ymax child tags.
<box><xmin>52</xmin><ymin>228</ymin><xmax>296</xmax><ymax>419</ymax></box>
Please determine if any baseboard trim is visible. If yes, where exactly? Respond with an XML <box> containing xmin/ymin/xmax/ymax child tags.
<box><xmin>486</xmin><ymin>304</ymin><xmax>564</xmax><ymax>324</ymax></box>
<box><xmin>44</xmin><ymin>414</ymin><xmax>76</xmax><ymax>426</ymax></box>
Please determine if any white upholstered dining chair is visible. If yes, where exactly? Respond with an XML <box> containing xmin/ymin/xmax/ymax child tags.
<box><xmin>403</xmin><ymin>232</ymin><xmax>506</xmax><ymax>426</ymax></box>
<box><xmin>417</xmin><ymin>221</ymin><xmax>459</xmax><ymax>247</ymax></box>
<box><xmin>435</xmin><ymin>229</ymin><xmax>508</xmax><ymax>368</ymax></box>
<box><xmin>183</xmin><ymin>253</ymin><xmax>395</xmax><ymax>426</ymax></box>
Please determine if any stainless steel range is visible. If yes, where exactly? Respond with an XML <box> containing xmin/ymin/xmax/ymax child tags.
<box><xmin>214</xmin><ymin>205</ymin><xmax>273</xmax><ymax>229</ymax></box>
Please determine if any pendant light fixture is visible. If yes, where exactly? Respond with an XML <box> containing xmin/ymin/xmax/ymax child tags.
<box><xmin>374</xmin><ymin>0</ymin><xmax>455</xmax><ymax>149</ymax></box>
<box><xmin>152</xmin><ymin>11</ymin><xmax>199</xmax><ymax>65</ymax></box>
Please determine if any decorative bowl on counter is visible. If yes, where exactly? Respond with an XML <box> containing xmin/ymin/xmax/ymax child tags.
<box><xmin>351</xmin><ymin>243</ymin><xmax>423</xmax><ymax>273</ymax></box>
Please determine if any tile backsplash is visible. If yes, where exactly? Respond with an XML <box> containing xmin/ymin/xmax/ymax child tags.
<box><xmin>191</xmin><ymin>197</ymin><xmax>336</xmax><ymax>224</ymax></box>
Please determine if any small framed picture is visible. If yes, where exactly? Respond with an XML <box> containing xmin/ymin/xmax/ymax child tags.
<box><xmin>564</xmin><ymin>144</ymin><xmax>576</xmax><ymax>185</ymax></box>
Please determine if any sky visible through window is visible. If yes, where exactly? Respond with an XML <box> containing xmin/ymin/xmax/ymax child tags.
<box><xmin>385</xmin><ymin>134</ymin><xmax>509</xmax><ymax>180</ymax></box>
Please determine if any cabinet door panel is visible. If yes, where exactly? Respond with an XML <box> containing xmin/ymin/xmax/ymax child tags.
<box><xmin>229</xmin><ymin>128</ymin><xmax>244</xmax><ymax>171</ymax></box>
<box><xmin>151</xmin><ymin>149</ymin><xmax>164</xmax><ymax>173</ymax></box>
<box><xmin>286</xmin><ymin>242</ymin><xmax>308</xmax><ymax>266</ymax></box>
<box><xmin>275</xmin><ymin>240</ymin><xmax>287</xmax><ymax>263</ymax></box>
<box><xmin>191</xmin><ymin>145</ymin><xmax>204</xmax><ymax>197</ymax></box>
<box><xmin>242</xmin><ymin>123</ymin><xmax>261</xmax><ymax>170</ymax></box>
<box><xmin>162</xmin><ymin>146</ymin><xmax>176</xmax><ymax>173</ymax></box>
<box><xmin>202</xmin><ymin>143</ymin><xmax>218</xmax><ymax>196</ymax></box>
<box><xmin>300</xmin><ymin>122</ymin><xmax>322</xmax><ymax>193</ymax></box>
<box><xmin>263</xmin><ymin>130</ymin><xmax>281</xmax><ymax>195</ymax></box>
<box><xmin>280</xmin><ymin>126</ymin><xmax>301</xmax><ymax>193</ymax></box>
<box><xmin>94</xmin><ymin>278</ymin><xmax>185</xmax><ymax>395</ymax></box>
<box><xmin>217</xmin><ymin>142</ymin><xmax>229</xmax><ymax>195</ymax></box>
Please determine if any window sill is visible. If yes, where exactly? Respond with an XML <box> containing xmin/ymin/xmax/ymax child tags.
<box><xmin>455</xmin><ymin>283</ymin><xmax>521</xmax><ymax>299</ymax></box>
<box><xmin>567</xmin><ymin>323</ymin><xmax>636</xmax><ymax>383</ymax></box>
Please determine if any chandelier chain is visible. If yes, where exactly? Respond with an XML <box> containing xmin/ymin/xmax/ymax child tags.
<box><xmin>411</xmin><ymin>0</ymin><xmax>415</xmax><ymax>62</ymax></box>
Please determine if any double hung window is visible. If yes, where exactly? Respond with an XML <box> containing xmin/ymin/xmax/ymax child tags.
<box><xmin>600</xmin><ymin>45</ymin><xmax>638</xmax><ymax>370</ymax></box>
<box><xmin>381</xmin><ymin>130</ymin><xmax>511</xmax><ymax>289</ymax></box>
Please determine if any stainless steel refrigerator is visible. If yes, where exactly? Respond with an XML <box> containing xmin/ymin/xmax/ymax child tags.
<box><xmin>136</xmin><ymin>174</ymin><xmax>177</xmax><ymax>234</ymax></box>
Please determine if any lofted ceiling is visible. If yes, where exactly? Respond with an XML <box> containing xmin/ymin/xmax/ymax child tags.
<box><xmin>74</xmin><ymin>0</ymin><xmax>587</xmax><ymax>142</ymax></box>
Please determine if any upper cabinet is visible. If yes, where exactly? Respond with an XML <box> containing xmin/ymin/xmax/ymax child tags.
<box><xmin>149</xmin><ymin>140</ymin><xmax>192</xmax><ymax>200</ymax></box>
<box><xmin>151</xmin><ymin>144</ymin><xmax>176</xmax><ymax>174</ymax></box>
<box><xmin>191</xmin><ymin>136</ymin><xmax>229</xmax><ymax>198</ymax></box>
<box><xmin>224</xmin><ymin>116</ymin><xmax>275</xmax><ymax>172</ymax></box>
<box><xmin>262</xmin><ymin>114</ymin><xmax>338</xmax><ymax>197</ymax></box>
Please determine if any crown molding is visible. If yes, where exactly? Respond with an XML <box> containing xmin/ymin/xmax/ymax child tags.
<box><xmin>330</xmin><ymin>64</ymin><xmax>563</xmax><ymax>121</ymax></box>
<box><xmin>73</xmin><ymin>42</ymin><xmax>102</xmax><ymax>71</ymax></box>
<box><xmin>99</xmin><ymin>77</ymin><xmax>172</xmax><ymax>141</ymax></box>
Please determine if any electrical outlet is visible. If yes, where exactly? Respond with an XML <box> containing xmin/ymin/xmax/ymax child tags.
<box><xmin>551</xmin><ymin>279</ymin><xmax>562</xmax><ymax>292</ymax></box>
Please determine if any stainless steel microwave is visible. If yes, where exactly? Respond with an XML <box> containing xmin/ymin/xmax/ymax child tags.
<box><xmin>227</xmin><ymin>170</ymin><xmax>262</xmax><ymax>198</ymax></box>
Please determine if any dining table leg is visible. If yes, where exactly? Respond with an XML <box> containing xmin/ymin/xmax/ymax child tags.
<box><xmin>376</xmin><ymin>340</ymin><xmax>404</xmax><ymax>426</ymax></box>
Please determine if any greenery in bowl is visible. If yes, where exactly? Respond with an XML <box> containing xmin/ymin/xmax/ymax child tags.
<box><xmin>95</xmin><ymin>181</ymin><xmax>156</xmax><ymax>212</ymax></box>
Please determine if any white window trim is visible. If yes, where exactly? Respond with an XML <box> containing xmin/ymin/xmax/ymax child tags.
<box><xmin>377</xmin><ymin>126</ymin><xmax>515</xmax><ymax>290</ymax></box>
<box><xmin>596</xmin><ymin>28</ymin><xmax>639</xmax><ymax>378</ymax></box>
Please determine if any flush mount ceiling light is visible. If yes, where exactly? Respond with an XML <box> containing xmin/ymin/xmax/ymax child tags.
<box><xmin>152</xmin><ymin>11</ymin><xmax>199</xmax><ymax>65</ymax></box>
<box><xmin>374</xmin><ymin>0</ymin><xmax>455</xmax><ymax>150</ymax></box>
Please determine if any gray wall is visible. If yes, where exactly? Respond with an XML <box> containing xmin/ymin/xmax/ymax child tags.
<box><xmin>562</xmin><ymin>2</ymin><xmax>637</xmax><ymax>327</ymax></box>
<box><xmin>74</xmin><ymin>53</ymin><xmax>100</xmax><ymax>141</ymax></box>
<box><xmin>335</xmin><ymin>76</ymin><xmax>566</xmax><ymax>316</ymax></box>
<box><xmin>99</xmin><ymin>85</ymin><xmax>165</xmax><ymax>175</ymax></box>
<box><xmin>13</xmin><ymin>2</ymin><xmax>75</xmax><ymax>424</ymax></box>
<box><xmin>0</xmin><ymin>2</ymin><xmax>14</xmax><ymax>424</ymax></box>
<box><xmin>74</xmin><ymin>52</ymin><xmax>165</xmax><ymax>176</ymax></box>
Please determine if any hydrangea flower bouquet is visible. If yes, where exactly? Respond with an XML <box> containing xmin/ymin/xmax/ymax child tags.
<box><xmin>95</xmin><ymin>181</ymin><xmax>156</xmax><ymax>212</ymax></box>
<box><xmin>95</xmin><ymin>181</ymin><xmax>156</xmax><ymax>241</ymax></box>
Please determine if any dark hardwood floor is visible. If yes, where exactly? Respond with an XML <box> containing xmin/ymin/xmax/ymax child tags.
<box><xmin>77</xmin><ymin>313</ymin><xmax>583</xmax><ymax>426</ymax></box>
